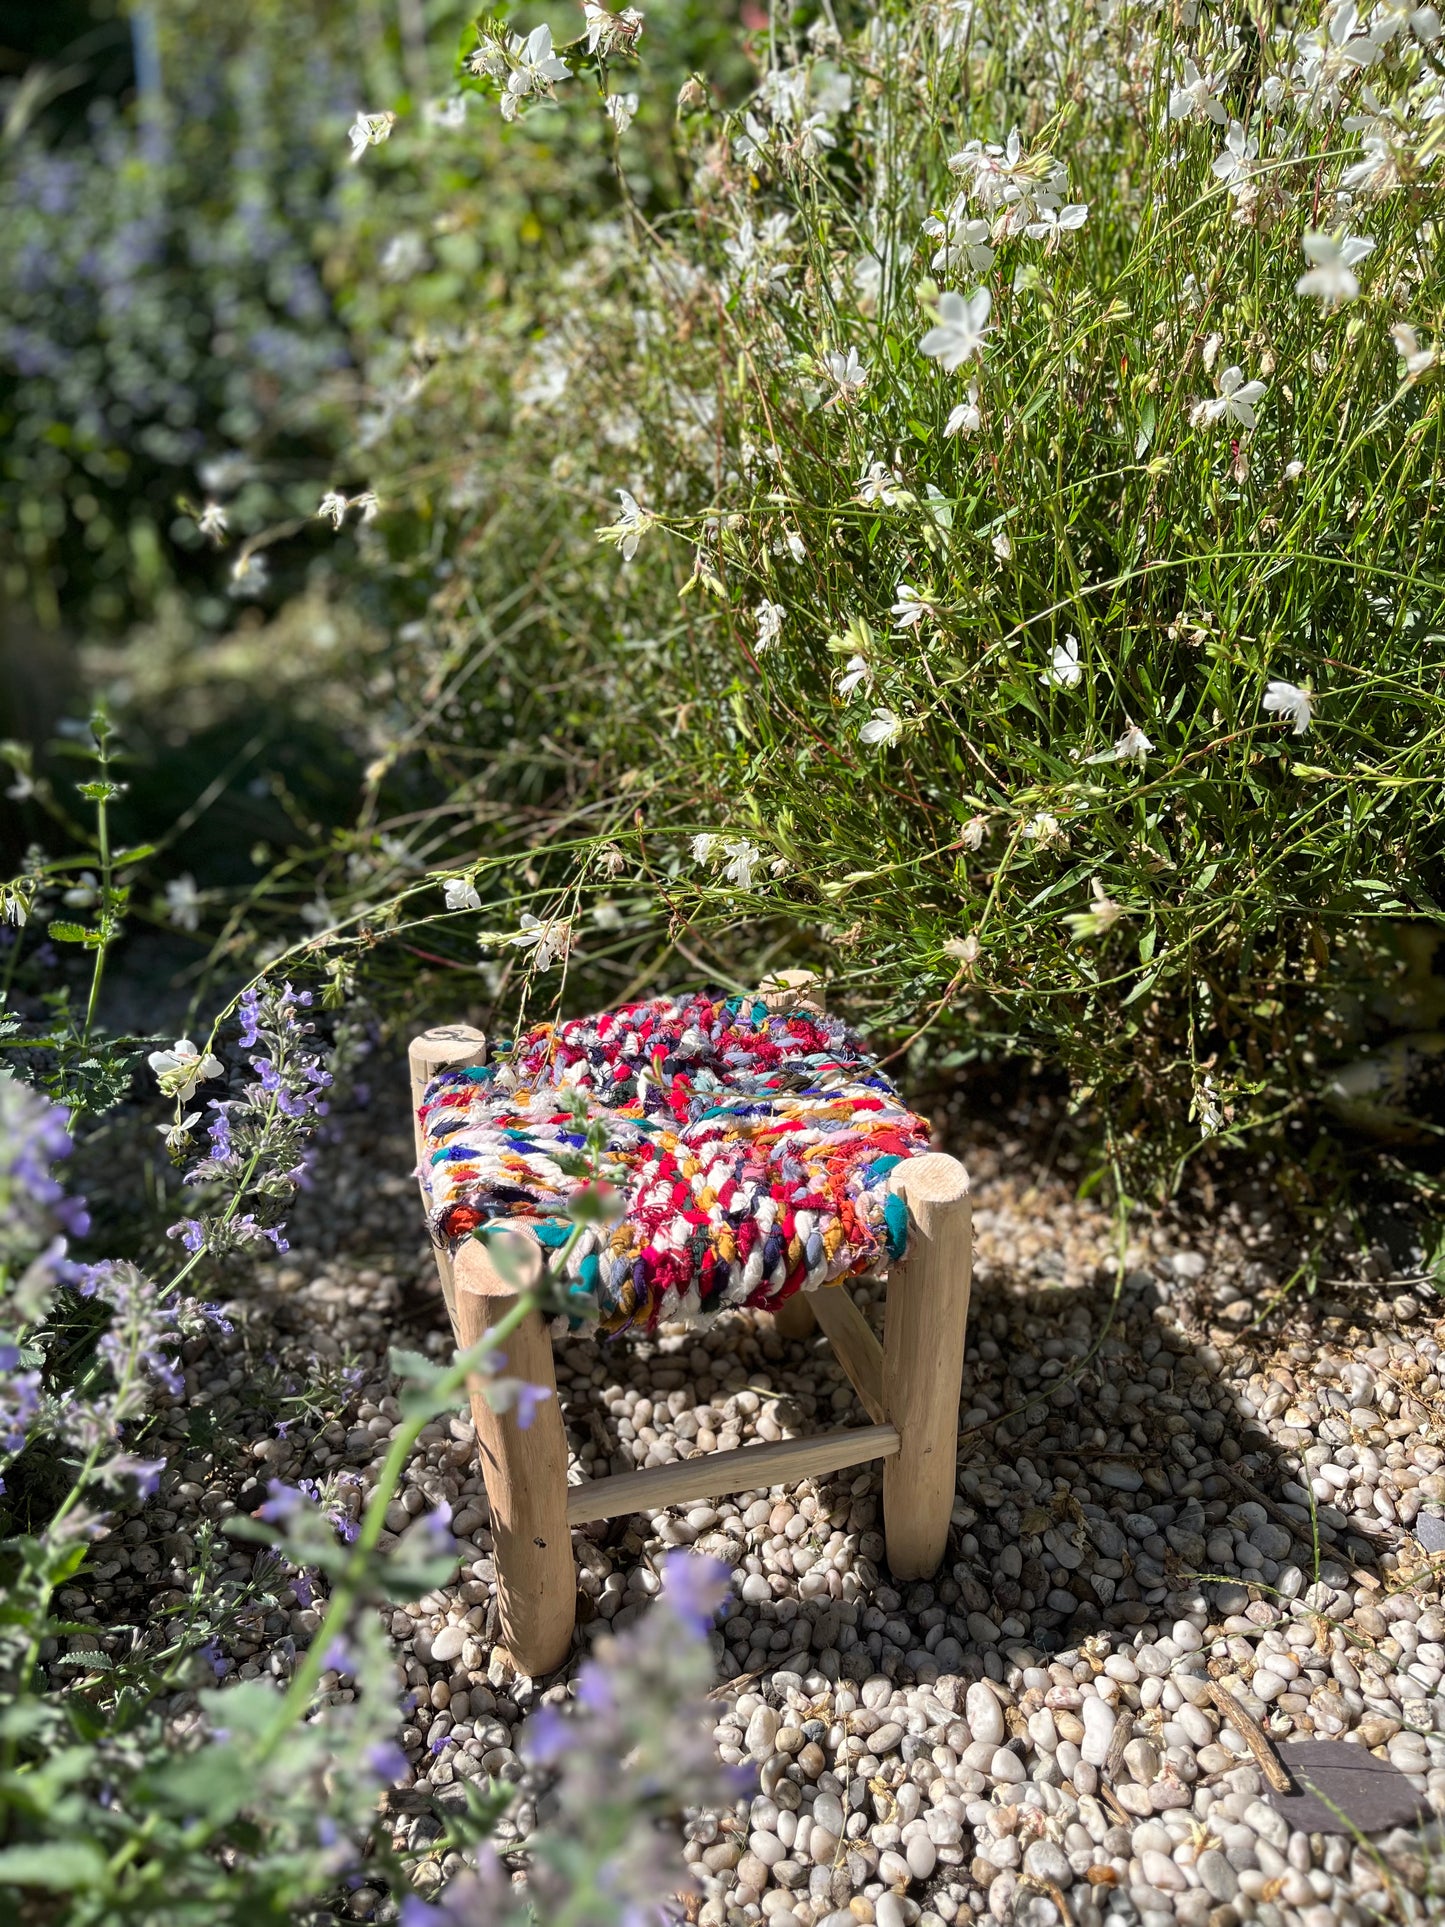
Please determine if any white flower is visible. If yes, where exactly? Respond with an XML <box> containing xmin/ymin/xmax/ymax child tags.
<box><xmin>1296</xmin><ymin>230</ymin><xmax>1375</xmax><ymax>309</ymax></box>
<box><xmin>860</xmin><ymin>707</ymin><xmax>903</xmax><ymax>747</ymax></box>
<box><xmin>943</xmin><ymin>933</ymin><xmax>981</xmax><ymax>965</ymax></box>
<box><xmin>148</xmin><ymin>1039</ymin><xmax>224</xmax><ymax>1102</ymax></box>
<box><xmin>824</xmin><ymin>346</ymin><xmax>868</xmax><ymax>403</ymax></box>
<box><xmin>1024</xmin><ymin>812</ymin><xmax>1065</xmax><ymax>847</ymax></box>
<box><xmin>1115</xmin><ymin>720</ymin><xmax>1154</xmax><ymax>764</ymax></box>
<box><xmin>1169</xmin><ymin>58</ymin><xmax>1228</xmax><ymax>124</ymax></box>
<box><xmin>1193</xmin><ymin>1075</ymin><xmax>1225</xmax><ymax>1138</ymax></box>
<box><xmin>1040</xmin><ymin>634</ymin><xmax>1082</xmax><ymax>689</ymax></box>
<box><xmin>443</xmin><ymin>877</ymin><xmax>482</xmax><ymax>911</ymax></box>
<box><xmin>229</xmin><ymin>550</ymin><xmax>269</xmax><ymax>597</ymax></box>
<box><xmin>891</xmin><ymin>583</ymin><xmax>929</xmax><ymax>630</ymax></box>
<box><xmin>838</xmin><ymin>653</ymin><xmax>872</xmax><ymax>699</ymax></box>
<box><xmin>733</xmin><ymin>111</ymin><xmax>770</xmax><ymax>164</ymax></box>
<box><xmin>62</xmin><ymin>872</ymin><xmax>98</xmax><ymax>909</ymax></box>
<box><xmin>318</xmin><ymin>491</ymin><xmax>349</xmax><ymax>529</ymax></box>
<box><xmin>163</xmin><ymin>875</ymin><xmax>202</xmax><ymax>932</ymax></box>
<box><xmin>605</xmin><ymin>91</ymin><xmax>639</xmax><ymax>134</ymax></box>
<box><xmin>514</xmin><ymin>24</ymin><xmax>570</xmax><ymax>88</ymax></box>
<box><xmin>425</xmin><ymin>94</ymin><xmax>468</xmax><ymax>129</ymax></box>
<box><xmin>1211</xmin><ymin>120</ymin><xmax>1257</xmax><ymax>189</ymax></box>
<box><xmin>754</xmin><ymin>601</ymin><xmax>785</xmax><ymax>651</ymax></box>
<box><xmin>1391</xmin><ymin>322</ymin><xmax>1436</xmax><ymax>377</ymax></box>
<box><xmin>598</xmin><ymin>488</ymin><xmax>653</xmax><ymax>561</ymax></box>
<box><xmin>1263</xmin><ymin>679</ymin><xmax>1313</xmax><ymax>734</ymax></box>
<box><xmin>509</xmin><ymin>911</ymin><xmax>573</xmax><ymax>971</ymax></box>
<box><xmin>784</xmin><ymin>529</ymin><xmax>806</xmax><ymax>563</ymax></box>
<box><xmin>991</xmin><ymin>531</ymin><xmax>1013</xmax><ymax>562</ymax></box>
<box><xmin>348</xmin><ymin>110</ymin><xmax>396</xmax><ymax>162</ymax></box>
<box><xmin>352</xmin><ymin>490</ymin><xmax>380</xmax><ymax>524</ymax></box>
<box><xmin>1024</xmin><ymin>202</ymin><xmax>1088</xmax><ymax>251</ymax></box>
<box><xmin>1190</xmin><ymin>365</ymin><xmax>1266</xmax><ymax>431</ymax></box>
<box><xmin>156</xmin><ymin>1111</ymin><xmax>201</xmax><ymax>1158</ymax></box>
<box><xmin>924</xmin><ymin>211</ymin><xmax>994</xmax><ymax>278</ymax></box>
<box><xmin>1064</xmin><ymin>877</ymin><xmax>1126</xmax><ymax>941</ymax></box>
<box><xmin>961</xmin><ymin>815</ymin><xmax>989</xmax><ymax>851</ymax></box>
<box><xmin>920</xmin><ymin>287</ymin><xmax>992</xmax><ymax>371</ymax></box>
<box><xmin>197</xmin><ymin>502</ymin><xmax>228</xmax><ymax>544</ymax></box>
<box><xmin>1341</xmin><ymin>135</ymin><xmax>1401</xmax><ymax>199</ymax></box>
<box><xmin>691</xmin><ymin>833</ymin><xmax>719</xmax><ymax>863</ymax></box>
<box><xmin>856</xmin><ymin>461</ymin><xmax>907</xmax><ymax>507</ymax></box>
<box><xmin>584</xmin><ymin>4</ymin><xmax>644</xmax><ymax>56</ymax></box>
<box><xmin>945</xmin><ymin>385</ymin><xmax>981</xmax><ymax>436</ymax></box>
<box><xmin>721</xmin><ymin>839</ymin><xmax>763</xmax><ymax>889</ymax></box>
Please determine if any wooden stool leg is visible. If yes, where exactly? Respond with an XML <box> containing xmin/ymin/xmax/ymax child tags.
<box><xmin>881</xmin><ymin>1153</ymin><xmax>972</xmax><ymax>1580</ymax></box>
<box><xmin>455</xmin><ymin>1232</ymin><xmax>575</xmax><ymax>1676</ymax></box>
<box><xmin>773</xmin><ymin>1293</ymin><xmax>818</xmax><ymax>1339</ymax></box>
<box><xmin>409</xmin><ymin>1026</ymin><xmax>488</xmax><ymax>1341</ymax></box>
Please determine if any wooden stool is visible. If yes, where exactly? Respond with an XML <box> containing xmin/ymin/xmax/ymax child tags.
<box><xmin>408</xmin><ymin>980</ymin><xmax>971</xmax><ymax>1677</ymax></box>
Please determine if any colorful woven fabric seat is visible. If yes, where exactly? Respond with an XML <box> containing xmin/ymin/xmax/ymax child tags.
<box><xmin>416</xmin><ymin>993</ymin><xmax>933</xmax><ymax>1334</ymax></box>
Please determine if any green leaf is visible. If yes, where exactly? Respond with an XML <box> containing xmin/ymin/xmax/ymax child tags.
<box><xmin>47</xmin><ymin>922</ymin><xmax>103</xmax><ymax>946</ymax></box>
<box><xmin>0</xmin><ymin>1842</ymin><xmax>109</xmax><ymax>1890</ymax></box>
<box><xmin>1121</xmin><ymin>967</ymin><xmax>1161</xmax><ymax>1007</ymax></box>
<box><xmin>389</xmin><ymin>1346</ymin><xmax>445</xmax><ymax>1385</ymax></box>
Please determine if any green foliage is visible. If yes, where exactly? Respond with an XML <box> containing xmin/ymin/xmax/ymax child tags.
<box><xmin>307</xmin><ymin>0</ymin><xmax>1445</xmax><ymax>1192</ymax></box>
<box><xmin>0</xmin><ymin>1069</ymin><xmax>729</xmax><ymax>1921</ymax></box>
<box><xmin>0</xmin><ymin>3</ymin><xmax>355</xmax><ymax>633</ymax></box>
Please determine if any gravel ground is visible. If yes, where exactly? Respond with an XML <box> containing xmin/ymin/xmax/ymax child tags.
<box><xmin>67</xmin><ymin>1085</ymin><xmax>1445</xmax><ymax>1924</ymax></box>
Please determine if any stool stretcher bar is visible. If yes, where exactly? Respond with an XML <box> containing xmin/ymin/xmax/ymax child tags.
<box><xmin>562</xmin><ymin>1422</ymin><xmax>901</xmax><ymax>1526</ymax></box>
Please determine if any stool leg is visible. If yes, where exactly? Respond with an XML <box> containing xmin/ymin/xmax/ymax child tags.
<box><xmin>773</xmin><ymin>1293</ymin><xmax>818</xmax><ymax>1339</ymax></box>
<box><xmin>881</xmin><ymin>1154</ymin><xmax>972</xmax><ymax>1580</ymax></box>
<box><xmin>454</xmin><ymin>1232</ymin><xmax>575</xmax><ymax>1676</ymax></box>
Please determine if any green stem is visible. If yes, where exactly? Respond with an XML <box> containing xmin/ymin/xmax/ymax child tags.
<box><xmin>82</xmin><ymin>733</ymin><xmax>114</xmax><ymax>1049</ymax></box>
<box><xmin>254</xmin><ymin>1293</ymin><xmax>536</xmax><ymax>1762</ymax></box>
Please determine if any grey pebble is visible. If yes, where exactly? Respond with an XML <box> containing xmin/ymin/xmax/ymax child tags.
<box><xmin>1023</xmin><ymin>1839</ymin><xmax>1073</xmax><ymax>1887</ymax></box>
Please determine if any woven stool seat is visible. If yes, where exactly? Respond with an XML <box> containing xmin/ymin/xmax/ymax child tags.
<box><xmin>417</xmin><ymin>993</ymin><xmax>933</xmax><ymax>1335</ymax></box>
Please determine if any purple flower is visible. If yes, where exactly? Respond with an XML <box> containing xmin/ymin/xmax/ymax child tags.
<box><xmin>0</xmin><ymin>1366</ymin><xmax>41</xmax><ymax>1455</ymax></box>
<box><xmin>524</xmin><ymin>1703</ymin><xmax>570</xmax><ymax>1766</ymax></box>
<box><xmin>575</xmin><ymin>1660</ymin><xmax>617</xmax><ymax>1714</ymax></box>
<box><xmin>515</xmin><ymin>1381</ymin><xmax>554</xmax><ymax>1430</ymax></box>
<box><xmin>416</xmin><ymin>1499</ymin><xmax>453</xmax><ymax>1552</ymax></box>
<box><xmin>207</xmin><ymin>1104</ymin><xmax>234</xmax><ymax>1157</ymax></box>
<box><xmin>140</xmin><ymin>1349</ymin><xmax>184</xmax><ymax>1398</ymax></box>
<box><xmin>104</xmin><ymin>1454</ymin><xmax>165</xmax><ymax>1497</ymax></box>
<box><xmin>399</xmin><ymin>1900</ymin><xmax>445</xmax><ymax>1927</ymax></box>
<box><xmin>237</xmin><ymin>988</ymin><xmax>262</xmax><ymax>1049</ymax></box>
<box><xmin>322</xmin><ymin>1636</ymin><xmax>352</xmax><ymax>1674</ymax></box>
<box><xmin>257</xmin><ymin>1481</ymin><xmax>306</xmax><ymax>1522</ymax></box>
<box><xmin>166</xmin><ymin>1218</ymin><xmax>206</xmax><ymax>1253</ymax></box>
<box><xmin>365</xmin><ymin>1740</ymin><xmax>409</xmax><ymax>1783</ymax></box>
<box><xmin>198</xmin><ymin>1638</ymin><xmax>230</xmax><ymax>1680</ymax></box>
<box><xmin>660</xmin><ymin>1552</ymin><xmax>731</xmax><ymax>1637</ymax></box>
